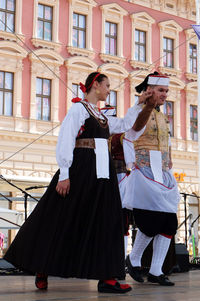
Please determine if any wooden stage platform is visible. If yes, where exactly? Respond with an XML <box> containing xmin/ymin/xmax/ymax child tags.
<box><xmin>0</xmin><ymin>270</ymin><xmax>200</xmax><ymax>301</ymax></box>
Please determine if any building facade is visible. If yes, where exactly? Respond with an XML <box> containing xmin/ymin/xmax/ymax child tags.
<box><xmin>0</xmin><ymin>0</ymin><xmax>199</xmax><ymax>254</ymax></box>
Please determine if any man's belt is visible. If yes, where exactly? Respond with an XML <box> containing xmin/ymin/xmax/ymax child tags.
<box><xmin>75</xmin><ymin>138</ymin><xmax>95</xmax><ymax>149</ymax></box>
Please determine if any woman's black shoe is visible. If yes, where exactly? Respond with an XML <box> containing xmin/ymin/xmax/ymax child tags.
<box><xmin>35</xmin><ymin>273</ymin><xmax>48</xmax><ymax>290</ymax></box>
<box><xmin>97</xmin><ymin>281</ymin><xmax>132</xmax><ymax>294</ymax></box>
<box><xmin>126</xmin><ymin>255</ymin><xmax>144</xmax><ymax>283</ymax></box>
<box><xmin>147</xmin><ymin>273</ymin><xmax>175</xmax><ymax>286</ymax></box>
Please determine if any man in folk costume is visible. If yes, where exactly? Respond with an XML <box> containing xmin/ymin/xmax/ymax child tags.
<box><xmin>123</xmin><ymin>72</ymin><xmax>180</xmax><ymax>286</ymax></box>
<box><xmin>101</xmin><ymin>93</ymin><xmax>158</xmax><ymax>259</ymax></box>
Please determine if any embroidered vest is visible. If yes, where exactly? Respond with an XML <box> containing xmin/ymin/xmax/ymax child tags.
<box><xmin>134</xmin><ymin>109</ymin><xmax>170</xmax><ymax>171</ymax></box>
<box><xmin>109</xmin><ymin>133</ymin><xmax>126</xmax><ymax>174</ymax></box>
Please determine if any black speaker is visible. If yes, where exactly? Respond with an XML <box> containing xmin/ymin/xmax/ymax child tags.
<box><xmin>175</xmin><ymin>243</ymin><xmax>189</xmax><ymax>272</ymax></box>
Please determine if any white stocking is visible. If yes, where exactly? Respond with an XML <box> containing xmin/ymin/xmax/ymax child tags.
<box><xmin>149</xmin><ymin>234</ymin><xmax>171</xmax><ymax>276</ymax></box>
<box><xmin>129</xmin><ymin>229</ymin><xmax>153</xmax><ymax>267</ymax></box>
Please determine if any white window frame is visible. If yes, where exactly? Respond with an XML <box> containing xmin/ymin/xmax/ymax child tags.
<box><xmin>100</xmin><ymin>3</ymin><xmax>127</xmax><ymax>64</ymax></box>
<box><xmin>0</xmin><ymin>0</ymin><xmax>24</xmax><ymax>42</ymax></box>
<box><xmin>130</xmin><ymin>12</ymin><xmax>155</xmax><ymax>70</ymax></box>
<box><xmin>189</xmin><ymin>103</ymin><xmax>198</xmax><ymax>141</ymax></box>
<box><xmin>32</xmin><ymin>0</ymin><xmax>60</xmax><ymax>51</ymax></box>
<box><xmin>185</xmin><ymin>28</ymin><xmax>197</xmax><ymax>81</ymax></box>
<box><xmin>163</xmin><ymin>100</ymin><xmax>175</xmax><ymax>137</ymax></box>
<box><xmin>0</xmin><ymin>40</ymin><xmax>27</xmax><ymax>131</ymax></box>
<box><xmin>158</xmin><ymin>20</ymin><xmax>182</xmax><ymax>77</ymax></box>
<box><xmin>67</xmin><ymin>0</ymin><xmax>96</xmax><ymax>59</ymax></box>
<box><xmin>98</xmin><ymin>63</ymin><xmax>129</xmax><ymax>117</ymax></box>
<box><xmin>185</xmin><ymin>82</ymin><xmax>198</xmax><ymax>151</ymax></box>
<box><xmin>162</xmin><ymin>77</ymin><xmax>184</xmax><ymax>141</ymax></box>
<box><xmin>29</xmin><ymin>48</ymin><xmax>64</xmax><ymax>133</ymax></box>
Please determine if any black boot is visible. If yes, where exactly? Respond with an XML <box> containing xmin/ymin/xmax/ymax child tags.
<box><xmin>147</xmin><ymin>273</ymin><xmax>175</xmax><ymax>286</ymax></box>
<box><xmin>126</xmin><ymin>255</ymin><xmax>144</xmax><ymax>283</ymax></box>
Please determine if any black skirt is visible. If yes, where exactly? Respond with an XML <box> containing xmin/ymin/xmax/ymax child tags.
<box><xmin>4</xmin><ymin>147</ymin><xmax>125</xmax><ymax>280</ymax></box>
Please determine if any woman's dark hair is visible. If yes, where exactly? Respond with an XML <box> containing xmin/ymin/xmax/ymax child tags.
<box><xmin>135</xmin><ymin>71</ymin><xmax>159</xmax><ymax>93</ymax></box>
<box><xmin>85</xmin><ymin>72</ymin><xmax>108</xmax><ymax>93</ymax></box>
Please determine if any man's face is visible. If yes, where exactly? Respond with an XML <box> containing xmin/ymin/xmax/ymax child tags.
<box><xmin>147</xmin><ymin>85</ymin><xmax>169</xmax><ymax>106</ymax></box>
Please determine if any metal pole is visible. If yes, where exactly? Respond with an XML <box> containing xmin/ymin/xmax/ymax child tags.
<box><xmin>195</xmin><ymin>0</ymin><xmax>200</xmax><ymax>258</ymax></box>
<box><xmin>195</xmin><ymin>0</ymin><xmax>200</xmax><ymax>188</ymax></box>
<box><xmin>24</xmin><ymin>193</ymin><xmax>28</xmax><ymax>221</ymax></box>
<box><xmin>184</xmin><ymin>193</ymin><xmax>188</xmax><ymax>248</ymax></box>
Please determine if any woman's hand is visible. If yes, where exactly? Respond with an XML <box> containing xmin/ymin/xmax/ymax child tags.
<box><xmin>56</xmin><ymin>179</ymin><xmax>70</xmax><ymax>197</ymax></box>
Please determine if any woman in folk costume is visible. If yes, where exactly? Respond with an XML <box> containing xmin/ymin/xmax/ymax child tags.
<box><xmin>123</xmin><ymin>72</ymin><xmax>180</xmax><ymax>286</ymax></box>
<box><xmin>4</xmin><ymin>72</ymin><xmax>147</xmax><ymax>294</ymax></box>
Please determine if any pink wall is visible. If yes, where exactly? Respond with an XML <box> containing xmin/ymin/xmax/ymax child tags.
<box><xmin>59</xmin><ymin>0</ymin><xmax>69</xmax><ymax>58</ymax></box>
<box><xmin>21</xmin><ymin>58</ymin><xmax>31</xmax><ymax>118</ymax></box>
<box><xmin>21</xmin><ymin>0</ymin><xmax>195</xmax><ymax>139</ymax></box>
<box><xmin>21</xmin><ymin>0</ymin><xmax>34</xmax><ymax>118</ymax></box>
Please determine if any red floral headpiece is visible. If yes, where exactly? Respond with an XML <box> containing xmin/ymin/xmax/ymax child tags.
<box><xmin>79</xmin><ymin>73</ymin><xmax>101</xmax><ymax>93</ymax></box>
<box><xmin>79</xmin><ymin>82</ymin><xmax>86</xmax><ymax>93</ymax></box>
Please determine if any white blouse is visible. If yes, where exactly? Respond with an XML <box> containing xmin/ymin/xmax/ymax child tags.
<box><xmin>56</xmin><ymin>101</ymin><xmax>143</xmax><ymax>181</ymax></box>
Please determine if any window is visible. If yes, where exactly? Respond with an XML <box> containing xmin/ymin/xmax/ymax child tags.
<box><xmin>29</xmin><ymin>48</ymin><xmax>63</xmax><ymax>128</ymax></box>
<box><xmin>158</xmin><ymin>20</ymin><xmax>182</xmax><ymax>77</ymax></box>
<box><xmin>72</xmin><ymin>13</ymin><xmax>86</xmax><ymax>49</ymax></box>
<box><xmin>106</xmin><ymin>90</ymin><xmax>117</xmax><ymax>115</ymax></box>
<box><xmin>36</xmin><ymin>77</ymin><xmax>51</xmax><ymax>121</ymax></box>
<box><xmin>164</xmin><ymin>101</ymin><xmax>174</xmax><ymax>137</ymax></box>
<box><xmin>0</xmin><ymin>71</ymin><xmax>13</xmax><ymax>116</ymax></box>
<box><xmin>37</xmin><ymin>4</ymin><xmax>52</xmax><ymax>41</ymax></box>
<box><xmin>105</xmin><ymin>21</ymin><xmax>117</xmax><ymax>56</ymax></box>
<box><xmin>0</xmin><ymin>0</ymin><xmax>15</xmax><ymax>32</ymax></box>
<box><xmin>163</xmin><ymin>37</ymin><xmax>174</xmax><ymax>68</ymax></box>
<box><xmin>32</xmin><ymin>0</ymin><xmax>59</xmax><ymax>50</ymax></box>
<box><xmin>130</xmin><ymin>12</ymin><xmax>155</xmax><ymax>69</ymax></box>
<box><xmin>72</xmin><ymin>83</ymin><xmax>84</xmax><ymax>99</ymax></box>
<box><xmin>189</xmin><ymin>44</ymin><xmax>197</xmax><ymax>74</ymax></box>
<box><xmin>100</xmin><ymin>3</ymin><xmax>127</xmax><ymax>64</ymax></box>
<box><xmin>135</xmin><ymin>29</ymin><xmax>146</xmax><ymax>62</ymax></box>
<box><xmin>185</xmin><ymin>29</ymin><xmax>197</xmax><ymax>80</ymax></box>
<box><xmin>67</xmin><ymin>0</ymin><xmax>96</xmax><ymax>58</ymax></box>
<box><xmin>190</xmin><ymin>105</ymin><xmax>198</xmax><ymax>141</ymax></box>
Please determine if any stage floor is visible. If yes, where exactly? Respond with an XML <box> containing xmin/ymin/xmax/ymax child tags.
<box><xmin>0</xmin><ymin>270</ymin><xmax>199</xmax><ymax>301</ymax></box>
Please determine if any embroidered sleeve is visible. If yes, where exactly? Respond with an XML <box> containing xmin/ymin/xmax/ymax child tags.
<box><xmin>108</xmin><ymin>102</ymin><xmax>143</xmax><ymax>135</ymax></box>
<box><xmin>123</xmin><ymin>136</ymin><xmax>135</xmax><ymax>166</ymax></box>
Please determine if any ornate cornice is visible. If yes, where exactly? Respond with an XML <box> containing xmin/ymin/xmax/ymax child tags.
<box><xmin>0</xmin><ymin>131</ymin><xmax>58</xmax><ymax>145</ymax></box>
<box><xmin>67</xmin><ymin>46</ymin><xmax>95</xmax><ymax>59</ymax></box>
<box><xmin>100</xmin><ymin>53</ymin><xmax>126</xmax><ymax>65</ymax></box>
